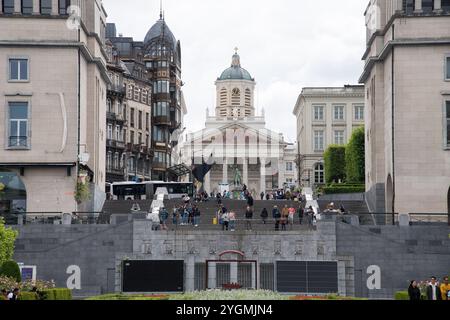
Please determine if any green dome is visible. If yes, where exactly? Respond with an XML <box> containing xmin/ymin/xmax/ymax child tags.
<box><xmin>219</xmin><ymin>66</ymin><xmax>253</xmax><ymax>81</ymax></box>
<box><xmin>218</xmin><ymin>53</ymin><xmax>254</xmax><ymax>81</ymax></box>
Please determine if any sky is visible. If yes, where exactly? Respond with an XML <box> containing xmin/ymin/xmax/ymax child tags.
<box><xmin>104</xmin><ymin>0</ymin><xmax>368</xmax><ymax>143</ymax></box>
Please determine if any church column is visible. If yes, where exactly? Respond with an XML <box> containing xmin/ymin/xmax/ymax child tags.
<box><xmin>243</xmin><ymin>158</ymin><xmax>248</xmax><ymax>188</ymax></box>
<box><xmin>260</xmin><ymin>158</ymin><xmax>266</xmax><ymax>195</ymax></box>
<box><xmin>277</xmin><ymin>159</ymin><xmax>284</xmax><ymax>189</ymax></box>
<box><xmin>223</xmin><ymin>158</ymin><xmax>228</xmax><ymax>184</ymax></box>
<box><xmin>434</xmin><ymin>0</ymin><xmax>442</xmax><ymax>12</ymax></box>
<box><xmin>414</xmin><ymin>0</ymin><xmax>422</xmax><ymax>12</ymax></box>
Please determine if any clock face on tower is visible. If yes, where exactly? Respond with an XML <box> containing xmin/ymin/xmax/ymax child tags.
<box><xmin>232</xmin><ymin>88</ymin><xmax>240</xmax><ymax>96</ymax></box>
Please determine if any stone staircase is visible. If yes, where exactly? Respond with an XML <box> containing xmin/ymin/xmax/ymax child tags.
<box><xmin>100</xmin><ymin>197</ymin><xmax>373</xmax><ymax>228</ymax></box>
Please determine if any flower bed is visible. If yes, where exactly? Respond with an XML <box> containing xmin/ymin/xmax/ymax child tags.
<box><xmin>169</xmin><ymin>290</ymin><xmax>288</xmax><ymax>301</ymax></box>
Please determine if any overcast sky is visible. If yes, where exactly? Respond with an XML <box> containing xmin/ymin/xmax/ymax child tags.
<box><xmin>104</xmin><ymin>0</ymin><xmax>367</xmax><ymax>143</ymax></box>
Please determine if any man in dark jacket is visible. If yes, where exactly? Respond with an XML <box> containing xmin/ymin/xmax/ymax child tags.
<box><xmin>260</xmin><ymin>192</ymin><xmax>265</xmax><ymax>200</ymax></box>
<box><xmin>427</xmin><ymin>276</ymin><xmax>442</xmax><ymax>300</ymax></box>
<box><xmin>247</xmin><ymin>193</ymin><xmax>254</xmax><ymax>209</ymax></box>
<box><xmin>260</xmin><ymin>208</ymin><xmax>268</xmax><ymax>225</ymax></box>
<box><xmin>272</xmin><ymin>206</ymin><xmax>281</xmax><ymax>231</ymax></box>
<box><xmin>297</xmin><ymin>205</ymin><xmax>304</xmax><ymax>225</ymax></box>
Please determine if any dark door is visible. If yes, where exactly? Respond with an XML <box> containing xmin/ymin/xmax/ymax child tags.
<box><xmin>122</xmin><ymin>260</ymin><xmax>184</xmax><ymax>293</ymax></box>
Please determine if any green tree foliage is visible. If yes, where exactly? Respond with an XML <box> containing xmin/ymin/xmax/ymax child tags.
<box><xmin>0</xmin><ymin>217</ymin><xmax>18</xmax><ymax>265</ymax></box>
<box><xmin>323</xmin><ymin>145</ymin><xmax>346</xmax><ymax>184</ymax></box>
<box><xmin>0</xmin><ymin>260</ymin><xmax>21</xmax><ymax>282</ymax></box>
<box><xmin>346</xmin><ymin>127</ymin><xmax>366</xmax><ymax>183</ymax></box>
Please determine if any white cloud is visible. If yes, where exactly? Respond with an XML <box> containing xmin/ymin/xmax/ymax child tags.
<box><xmin>103</xmin><ymin>0</ymin><xmax>367</xmax><ymax>141</ymax></box>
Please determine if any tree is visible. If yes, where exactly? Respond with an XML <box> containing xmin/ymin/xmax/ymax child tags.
<box><xmin>0</xmin><ymin>260</ymin><xmax>21</xmax><ymax>282</ymax></box>
<box><xmin>346</xmin><ymin>126</ymin><xmax>366</xmax><ymax>184</ymax></box>
<box><xmin>323</xmin><ymin>145</ymin><xmax>346</xmax><ymax>184</ymax></box>
<box><xmin>0</xmin><ymin>217</ymin><xmax>18</xmax><ymax>265</ymax></box>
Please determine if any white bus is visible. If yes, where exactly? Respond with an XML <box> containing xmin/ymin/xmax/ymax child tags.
<box><xmin>110</xmin><ymin>181</ymin><xmax>194</xmax><ymax>200</ymax></box>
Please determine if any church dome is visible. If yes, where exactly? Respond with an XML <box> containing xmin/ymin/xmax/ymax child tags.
<box><xmin>144</xmin><ymin>16</ymin><xmax>177</xmax><ymax>48</ymax></box>
<box><xmin>218</xmin><ymin>52</ymin><xmax>254</xmax><ymax>81</ymax></box>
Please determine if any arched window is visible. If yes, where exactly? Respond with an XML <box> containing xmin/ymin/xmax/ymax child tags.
<box><xmin>314</xmin><ymin>163</ymin><xmax>324</xmax><ymax>184</ymax></box>
<box><xmin>114</xmin><ymin>152</ymin><xmax>119</xmax><ymax>170</ymax></box>
<box><xmin>0</xmin><ymin>170</ymin><xmax>27</xmax><ymax>214</ymax></box>
<box><xmin>107</xmin><ymin>152</ymin><xmax>112</xmax><ymax>171</ymax></box>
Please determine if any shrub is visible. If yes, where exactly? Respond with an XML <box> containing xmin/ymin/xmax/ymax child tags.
<box><xmin>394</xmin><ymin>291</ymin><xmax>409</xmax><ymax>300</ymax></box>
<box><xmin>0</xmin><ymin>218</ymin><xmax>18</xmax><ymax>265</ymax></box>
<box><xmin>322</xmin><ymin>185</ymin><xmax>365</xmax><ymax>194</ymax></box>
<box><xmin>39</xmin><ymin>288</ymin><xmax>72</xmax><ymax>300</ymax></box>
<box><xmin>324</xmin><ymin>145</ymin><xmax>346</xmax><ymax>184</ymax></box>
<box><xmin>0</xmin><ymin>260</ymin><xmax>21</xmax><ymax>282</ymax></box>
<box><xmin>0</xmin><ymin>276</ymin><xmax>19</xmax><ymax>291</ymax></box>
<box><xmin>18</xmin><ymin>292</ymin><xmax>39</xmax><ymax>300</ymax></box>
<box><xmin>346</xmin><ymin>127</ymin><xmax>365</xmax><ymax>183</ymax></box>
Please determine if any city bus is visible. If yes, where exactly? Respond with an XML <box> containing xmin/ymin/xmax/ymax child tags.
<box><xmin>110</xmin><ymin>181</ymin><xmax>194</xmax><ymax>200</ymax></box>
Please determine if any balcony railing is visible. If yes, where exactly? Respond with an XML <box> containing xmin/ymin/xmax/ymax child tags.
<box><xmin>8</xmin><ymin>136</ymin><xmax>28</xmax><ymax>148</ymax></box>
<box><xmin>107</xmin><ymin>139</ymin><xmax>126</xmax><ymax>149</ymax></box>
<box><xmin>108</xmin><ymin>83</ymin><xmax>125</xmax><ymax>95</ymax></box>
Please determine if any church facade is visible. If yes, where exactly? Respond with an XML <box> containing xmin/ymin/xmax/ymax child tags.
<box><xmin>181</xmin><ymin>51</ymin><xmax>297</xmax><ymax>196</ymax></box>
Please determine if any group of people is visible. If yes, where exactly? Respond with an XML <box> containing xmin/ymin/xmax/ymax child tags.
<box><xmin>214</xmin><ymin>191</ymin><xmax>316</xmax><ymax>231</ymax></box>
<box><xmin>259</xmin><ymin>189</ymin><xmax>301</xmax><ymax>201</ymax></box>
<box><xmin>1</xmin><ymin>288</ymin><xmax>19</xmax><ymax>301</ymax></box>
<box><xmin>408</xmin><ymin>276</ymin><xmax>450</xmax><ymax>300</ymax></box>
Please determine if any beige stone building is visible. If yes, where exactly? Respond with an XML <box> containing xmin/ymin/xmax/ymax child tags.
<box><xmin>181</xmin><ymin>51</ymin><xmax>297</xmax><ymax>196</ymax></box>
<box><xmin>0</xmin><ymin>0</ymin><xmax>109</xmax><ymax>214</ymax></box>
<box><xmin>361</xmin><ymin>0</ymin><xmax>450</xmax><ymax>214</ymax></box>
<box><xmin>293</xmin><ymin>86</ymin><xmax>365</xmax><ymax>187</ymax></box>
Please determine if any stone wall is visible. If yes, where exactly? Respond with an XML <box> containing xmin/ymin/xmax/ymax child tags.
<box><xmin>336</xmin><ymin>222</ymin><xmax>450</xmax><ymax>299</ymax></box>
<box><xmin>12</xmin><ymin>222</ymin><xmax>133</xmax><ymax>297</ymax></box>
<box><xmin>11</xmin><ymin>218</ymin><xmax>450</xmax><ymax>299</ymax></box>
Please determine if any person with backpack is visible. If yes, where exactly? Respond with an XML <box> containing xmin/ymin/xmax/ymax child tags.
<box><xmin>260</xmin><ymin>208</ymin><xmax>268</xmax><ymax>225</ymax></box>
<box><xmin>159</xmin><ymin>207</ymin><xmax>169</xmax><ymax>231</ymax></box>
<box><xmin>247</xmin><ymin>193</ymin><xmax>254</xmax><ymax>209</ymax></box>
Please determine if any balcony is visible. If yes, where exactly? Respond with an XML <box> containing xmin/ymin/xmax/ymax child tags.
<box><xmin>106</xmin><ymin>111</ymin><xmax>116</xmax><ymax>121</ymax></box>
<box><xmin>107</xmin><ymin>83</ymin><xmax>125</xmax><ymax>97</ymax></box>
<box><xmin>106</xmin><ymin>139</ymin><xmax>126</xmax><ymax>150</ymax></box>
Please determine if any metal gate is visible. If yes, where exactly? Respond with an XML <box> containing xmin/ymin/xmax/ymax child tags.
<box><xmin>237</xmin><ymin>263</ymin><xmax>252</xmax><ymax>289</ymax></box>
<box><xmin>194</xmin><ymin>263</ymin><xmax>206</xmax><ymax>291</ymax></box>
<box><xmin>216</xmin><ymin>263</ymin><xmax>231</xmax><ymax>288</ymax></box>
<box><xmin>260</xmin><ymin>263</ymin><xmax>274</xmax><ymax>290</ymax></box>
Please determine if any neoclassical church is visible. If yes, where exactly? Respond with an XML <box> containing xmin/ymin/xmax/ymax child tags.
<box><xmin>181</xmin><ymin>51</ymin><xmax>297</xmax><ymax>196</ymax></box>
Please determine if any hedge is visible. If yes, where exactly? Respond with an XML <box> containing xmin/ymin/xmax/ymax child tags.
<box><xmin>18</xmin><ymin>292</ymin><xmax>39</xmax><ymax>300</ymax></box>
<box><xmin>322</xmin><ymin>185</ymin><xmax>365</xmax><ymax>194</ymax></box>
<box><xmin>324</xmin><ymin>145</ymin><xmax>346</xmax><ymax>184</ymax></box>
<box><xmin>346</xmin><ymin>127</ymin><xmax>365</xmax><ymax>183</ymax></box>
<box><xmin>0</xmin><ymin>260</ymin><xmax>21</xmax><ymax>282</ymax></box>
<box><xmin>39</xmin><ymin>288</ymin><xmax>72</xmax><ymax>300</ymax></box>
<box><xmin>394</xmin><ymin>291</ymin><xmax>427</xmax><ymax>300</ymax></box>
